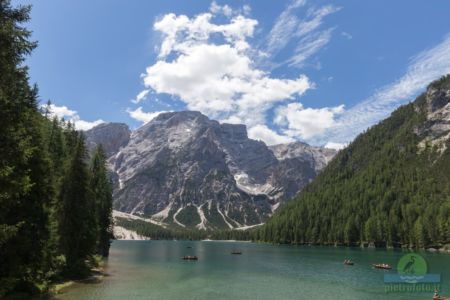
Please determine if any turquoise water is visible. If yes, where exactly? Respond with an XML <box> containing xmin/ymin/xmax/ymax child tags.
<box><xmin>57</xmin><ymin>240</ymin><xmax>450</xmax><ymax>300</ymax></box>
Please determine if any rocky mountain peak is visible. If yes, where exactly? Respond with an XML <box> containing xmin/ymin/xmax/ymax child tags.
<box><xmin>85</xmin><ymin>122</ymin><xmax>130</xmax><ymax>157</ymax></box>
<box><xmin>86</xmin><ymin>111</ymin><xmax>337</xmax><ymax>229</ymax></box>
<box><xmin>220</xmin><ymin>123</ymin><xmax>248</xmax><ymax>140</ymax></box>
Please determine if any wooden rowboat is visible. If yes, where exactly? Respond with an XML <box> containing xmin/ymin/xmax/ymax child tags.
<box><xmin>373</xmin><ymin>263</ymin><xmax>391</xmax><ymax>270</ymax></box>
<box><xmin>182</xmin><ymin>255</ymin><xmax>198</xmax><ymax>260</ymax></box>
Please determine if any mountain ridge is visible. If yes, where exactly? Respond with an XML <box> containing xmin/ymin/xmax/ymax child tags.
<box><xmin>85</xmin><ymin>111</ymin><xmax>337</xmax><ymax>230</ymax></box>
<box><xmin>257</xmin><ymin>75</ymin><xmax>450</xmax><ymax>247</ymax></box>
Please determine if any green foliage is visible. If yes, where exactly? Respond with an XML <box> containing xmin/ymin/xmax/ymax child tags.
<box><xmin>58</xmin><ymin>133</ymin><xmax>97</xmax><ymax>276</ymax></box>
<box><xmin>0</xmin><ymin>1</ymin><xmax>114</xmax><ymax>295</ymax></box>
<box><xmin>257</xmin><ymin>77</ymin><xmax>450</xmax><ymax>248</ymax></box>
<box><xmin>90</xmin><ymin>145</ymin><xmax>113</xmax><ymax>257</ymax></box>
<box><xmin>175</xmin><ymin>205</ymin><xmax>201</xmax><ymax>228</ymax></box>
<box><xmin>0</xmin><ymin>0</ymin><xmax>53</xmax><ymax>295</ymax></box>
<box><xmin>115</xmin><ymin>217</ymin><xmax>254</xmax><ymax>241</ymax></box>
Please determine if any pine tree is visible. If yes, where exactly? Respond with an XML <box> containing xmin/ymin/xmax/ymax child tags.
<box><xmin>0</xmin><ymin>0</ymin><xmax>54</xmax><ymax>295</ymax></box>
<box><xmin>90</xmin><ymin>145</ymin><xmax>113</xmax><ymax>257</ymax></box>
<box><xmin>58</xmin><ymin>133</ymin><xmax>96</xmax><ymax>276</ymax></box>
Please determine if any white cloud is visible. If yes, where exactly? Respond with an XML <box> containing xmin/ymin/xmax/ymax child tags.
<box><xmin>242</xmin><ymin>5</ymin><xmax>251</xmax><ymax>15</ymax></box>
<box><xmin>323</xmin><ymin>34</ymin><xmax>450</xmax><ymax>144</ymax></box>
<box><xmin>287</xmin><ymin>28</ymin><xmax>334</xmax><ymax>67</ymax></box>
<box><xmin>248</xmin><ymin>124</ymin><xmax>294</xmax><ymax>145</ymax></box>
<box><xmin>209</xmin><ymin>1</ymin><xmax>251</xmax><ymax>17</ymax></box>
<box><xmin>275</xmin><ymin>102</ymin><xmax>344</xmax><ymax>139</ymax></box>
<box><xmin>132</xmin><ymin>89</ymin><xmax>150</xmax><ymax>104</ymax></box>
<box><xmin>341</xmin><ymin>31</ymin><xmax>352</xmax><ymax>40</ymax></box>
<box><xmin>209</xmin><ymin>1</ymin><xmax>233</xmax><ymax>17</ymax></box>
<box><xmin>324</xmin><ymin>141</ymin><xmax>347</xmax><ymax>150</ymax></box>
<box><xmin>264</xmin><ymin>0</ymin><xmax>340</xmax><ymax>68</ymax></box>
<box><xmin>127</xmin><ymin>107</ymin><xmax>168</xmax><ymax>124</ymax></box>
<box><xmin>131</xmin><ymin>1</ymin><xmax>345</xmax><ymax>146</ymax></box>
<box><xmin>46</xmin><ymin>104</ymin><xmax>77</xmax><ymax>119</ymax></box>
<box><xmin>44</xmin><ymin>104</ymin><xmax>104</xmax><ymax>131</ymax></box>
<box><xmin>74</xmin><ymin>119</ymin><xmax>104</xmax><ymax>131</ymax></box>
<box><xmin>141</xmin><ymin>10</ymin><xmax>312</xmax><ymax>132</ymax></box>
<box><xmin>296</xmin><ymin>5</ymin><xmax>340</xmax><ymax>38</ymax></box>
<box><xmin>153</xmin><ymin>12</ymin><xmax>257</xmax><ymax>58</ymax></box>
<box><xmin>265</xmin><ymin>0</ymin><xmax>306</xmax><ymax>56</ymax></box>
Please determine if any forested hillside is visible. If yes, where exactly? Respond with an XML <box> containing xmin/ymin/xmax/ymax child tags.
<box><xmin>115</xmin><ymin>217</ymin><xmax>253</xmax><ymax>241</ymax></box>
<box><xmin>0</xmin><ymin>1</ymin><xmax>113</xmax><ymax>297</ymax></box>
<box><xmin>257</xmin><ymin>76</ymin><xmax>450</xmax><ymax>248</ymax></box>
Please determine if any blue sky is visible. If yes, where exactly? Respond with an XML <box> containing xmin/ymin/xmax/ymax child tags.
<box><xmin>15</xmin><ymin>0</ymin><xmax>450</xmax><ymax>148</ymax></box>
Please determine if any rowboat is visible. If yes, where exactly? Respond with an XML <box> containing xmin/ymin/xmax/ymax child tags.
<box><xmin>433</xmin><ymin>294</ymin><xmax>450</xmax><ymax>300</ymax></box>
<box><xmin>433</xmin><ymin>291</ymin><xmax>450</xmax><ymax>300</ymax></box>
<box><xmin>182</xmin><ymin>255</ymin><xmax>198</xmax><ymax>260</ymax></box>
<box><xmin>373</xmin><ymin>263</ymin><xmax>391</xmax><ymax>270</ymax></box>
<box><xmin>343</xmin><ymin>259</ymin><xmax>354</xmax><ymax>265</ymax></box>
<box><xmin>231</xmin><ymin>251</ymin><xmax>242</xmax><ymax>255</ymax></box>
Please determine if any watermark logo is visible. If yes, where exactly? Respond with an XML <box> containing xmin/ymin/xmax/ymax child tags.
<box><xmin>384</xmin><ymin>253</ymin><xmax>441</xmax><ymax>293</ymax></box>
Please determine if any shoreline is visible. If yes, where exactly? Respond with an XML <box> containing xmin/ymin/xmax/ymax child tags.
<box><xmin>48</xmin><ymin>259</ymin><xmax>107</xmax><ymax>298</ymax></box>
<box><xmin>113</xmin><ymin>239</ymin><xmax>450</xmax><ymax>253</ymax></box>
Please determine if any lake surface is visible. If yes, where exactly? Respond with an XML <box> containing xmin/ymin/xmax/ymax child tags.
<box><xmin>57</xmin><ymin>240</ymin><xmax>450</xmax><ymax>300</ymax></box>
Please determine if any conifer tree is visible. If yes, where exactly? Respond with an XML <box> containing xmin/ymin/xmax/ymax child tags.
<box><xmin>0</xmin><ymin>0</ymin><xmax>54</xmax><ymax>295</ymax></box>
<box><xmin>58</xmin><ymin>133</ymin><xmax>96</xmax><ymax>276</ymax></box>
<box><xmin>90</xmin><ymin>145</ymin><xmax>113</xmax><ymax>257</ymax></box>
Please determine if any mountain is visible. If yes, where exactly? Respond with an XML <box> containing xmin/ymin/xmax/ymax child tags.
<box><xmin>85</xmin><ymin>111</ymin><xmax>336</xmax><ymax>230</ymax></box>
<box><xmin>85</xmin><ymin>122</ymin><xmax>130</xmax><ymax>157</ymax></box>
<box><xmin>258</xmin><ymin>75</ymin><xmax>450</xmax><ymax>248</ymax></box>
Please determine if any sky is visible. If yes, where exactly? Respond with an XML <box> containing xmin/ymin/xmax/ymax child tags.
<box><xmin>14</xmin><ymin>0</ymin><xmax>450</xmax><ymax>149</ymax></box>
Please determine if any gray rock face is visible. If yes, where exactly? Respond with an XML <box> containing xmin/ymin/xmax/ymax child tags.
<box><xmin>85</xmin><ymin>122</ymin><xmax>130</xmax><ymax>157</ymax></box>
<box><xmin>269</xmin><ymin>142</ymin><xmax>337</xmax><ymax>172</ymax></box>
<box><xmin>87</xmin><ymin>111</ymin><xmax>336</xmax><ymax>229</ymax></box>
<box><xmin>416</xmin><ymin>79</ymin><xmax>450</xmax><ymax>153</ymax></box>
<box><xmin>268</xmin><ymin>142</ymin><xmax>337</xmax><ymax>204</ymax></box>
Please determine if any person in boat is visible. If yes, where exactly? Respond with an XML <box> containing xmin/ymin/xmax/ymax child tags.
<box><xmin>434</xmin><ymin>289</ymin><xmax>440</xmax><ymax>298</ymax></box>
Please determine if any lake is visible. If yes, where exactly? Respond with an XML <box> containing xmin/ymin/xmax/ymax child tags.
<box><xmin>57</xmin><ymin>240</ymin><xmax>450</xmax><ymax>300</ymax></box>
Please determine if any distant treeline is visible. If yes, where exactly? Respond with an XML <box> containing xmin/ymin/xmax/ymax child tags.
<box><xmin>115</xmin><ymin>217</ymin><xmax>253</xmax><ymax>241</ymax></box>
<box><xmin>0</xmin><ymin>1</ymin><xmax>113</xmax><ymax>297</ymax></box>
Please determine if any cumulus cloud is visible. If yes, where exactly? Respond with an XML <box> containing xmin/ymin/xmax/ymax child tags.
<box><xmin>130</xmin><ymin>1</ymin><xmax>345</xmax><ymax>146</ymax></box>
<box><xmin>141</xmin><ymin>9</ymin><xmax>312</xmax><ymax>130</ymax></box>
<box><xmin>322</xmin><ymin>34</ymin><xmax>450</xmax><ymax>144</ymax></box>
<box><xmin>209</xmin><ymin>1</ymin><xmax>233</xmax><ymax>17</ymax></box>
<box><xmin>274</xmin><ymin>102</ymin><xmax>344</xmax><ymax>139</ymax></box>
<box><xmin>248</xmin><ymin>124</ymin><xmax>295</xmax><ymax>145</ymax></box>
<box><xmin>44</xmin><ymin>104</ymin><xmax>104</xmax><ymax>130</ymax></box>
<box><xmin>46</xmin><ymin>104</ymin><xmax>77</xmax><ymax>119</ymax></box>
<box><xmin>127</xmin><ymin>107</ymin><xmax>169</xmax><ymax>124</ymax></box>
